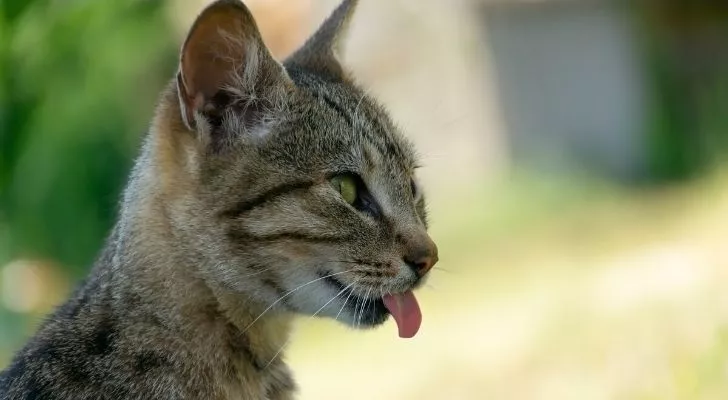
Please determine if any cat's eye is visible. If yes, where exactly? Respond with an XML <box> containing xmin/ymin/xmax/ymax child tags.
<box><xmin>331</xmin><ymin>175</ymin><xmax>358</xmax><ymax>205</ymax></box>
<box><xmin>330</xmin><ymin>173</ymin><xmax>382</xmax><ymax>218</ymax></box>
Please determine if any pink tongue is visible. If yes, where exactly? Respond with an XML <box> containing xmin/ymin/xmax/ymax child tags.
<box><xmin>382</xmin><ymin>291</ymin><xmax>422</xmax><ymax>338</ymax></box>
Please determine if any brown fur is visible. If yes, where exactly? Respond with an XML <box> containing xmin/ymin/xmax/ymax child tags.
<box><xmin>0</xmin><ymin>1</ymin><xmax>437</xmax><ymax>399</ymax></box>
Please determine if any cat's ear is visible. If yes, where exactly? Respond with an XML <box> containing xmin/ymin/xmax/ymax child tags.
<box><xmin>177</xmin><ymin>0</ymin><xmax>290</xmax><ymax>136</ymax></box>
<box><xmin>284</xmin><ymin>0</ymin><xmax>359</xmax><ymax>79</ymax></box>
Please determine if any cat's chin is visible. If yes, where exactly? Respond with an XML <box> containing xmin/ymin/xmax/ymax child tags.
<box><xmin>339</xmin><ymin>296</ymin><xmax>390</xmax><ymax>329</ymax></box>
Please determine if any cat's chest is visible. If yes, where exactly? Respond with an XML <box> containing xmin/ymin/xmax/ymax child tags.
<box><xmin>219</xmin><ymin>359</ymin><xmax>296</xmax><ymax>400</ymax></box>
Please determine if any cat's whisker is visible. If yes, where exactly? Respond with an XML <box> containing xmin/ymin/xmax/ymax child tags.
<box><xmin>319</xmin><ymin>259</ymin><xmax>389</xmax><ymax>274</ymax></box>
<box><xmin>264</xmin><ymin>278</ymin><xmax>359</xmax><ymax>370</ymax></box>
<box><xmin>360</xmin><ymin>289</ymin><xmax>370</xmax><ymax>329</ymax></box>
<box><xmin>352</xmin><ymin>293</ymin><xmax>363</xmax><ymax>330</ymax></box>
<box><xmin>357</xmin><ymin>286</ymin><xmax>373</xmax><ymax>329</ymax></box>
<box><xmin>335</xmin><ymin>281</ymin><xmax>358</xmax><ymax>322</ymax></box>
<box><xmin>309</xmin><ymin>279</ymin><xmax>359</xmax><ymax>326</ymax></box>
<box><xmin>317</xmin><ymin>260</ymin><xmax>377</xmax><ymax>275</ymax></box>
<box><xmin>366</xmin><ymin>289</ymin><xmax>376</xmax><ymax>324</ymax></box>
<box><xmin>431</xmin><ymin>266</ymin><xmax>453</xmax><ymax>274</ymax></box>
<box><xmin>370</xmin><ymin>291</ymin><xmax>378</xmax><ymax>318</ymax></box>
<box><xmin>356</xmin><ymin>298</ymin><xmax>364</xmax><ymax>330</ymax></box>
<box><xmin>263</xmin><ymin>338</ymin><xmax>292</xmax><ymax>371</ymax></box>
<box><xmin>312</xmin><ymin>279</ymin><xmax>359</xmax><ymax>322</ymax></box>
<box><xmin>243</xmin><ymin>269</ymin><xmax>355</xmax><ymax>333</ymax></box>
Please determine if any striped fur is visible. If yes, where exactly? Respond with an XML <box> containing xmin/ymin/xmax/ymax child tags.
<box><xmin>0</xmin><ymin>0</ymin><xmax>437</xmax><ymax>399</ymax></box>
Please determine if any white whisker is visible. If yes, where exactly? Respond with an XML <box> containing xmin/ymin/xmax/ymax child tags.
<box><xmin>335</xmin><ymin>282</ymin><xmax>357</xmax><ymax>322</ymax></box>
<box><xmin>311</xmin><ymin>279</ymin><xmax>359</xmax><ymax>322</ymax></box>
<box><xmin>264</xmin><ymin>278</ymin><xmax>359</xmax><ymax>369</ymax></box>
<box><xmin>352</xmin><ymin>293</ymin><xmax>363</xmax><ymax>329</ymax></box>
<box><xmin>243</xmin><ymin>269</ymin><xmax>353</xmax><ymax>333</ymax></box>
<box><xmin>357</xmin><ymin>286</ymin><xmax>373</xmax><ymax>329</ymax></box>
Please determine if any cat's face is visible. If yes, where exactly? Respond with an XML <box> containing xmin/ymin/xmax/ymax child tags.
<box><xmin>160</xmin><ymin>0</ymin><xmax>437</xmax><ymax>337</ymax></box>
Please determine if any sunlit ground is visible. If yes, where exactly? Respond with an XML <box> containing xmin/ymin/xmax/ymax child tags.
<box><xmin>288</xmin><ymin>170</ymin><xmax>728</xmax><ymax>400</ymax></box>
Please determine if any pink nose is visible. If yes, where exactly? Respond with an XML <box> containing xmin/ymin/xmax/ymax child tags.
<box><xmin>403</xmin><ymin>236</ymin><xmax>438</xmax><ymax>277</ymax></box>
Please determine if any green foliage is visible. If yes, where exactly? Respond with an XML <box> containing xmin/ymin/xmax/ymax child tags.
<box><xmin>0</xmin><ymin>0</ymin><xmax>176</xmax><ymax>275</ymax></box>
<box><xmin>634</xmin><ymin>3</ymin><xmax>728</xmax><ymax>182</ymax></box>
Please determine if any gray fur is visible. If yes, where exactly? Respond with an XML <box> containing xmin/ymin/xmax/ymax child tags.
<box><xmin>0</xmin><ymin>0</ymin><xmax>437</xmax><ymax>399</ymax></box>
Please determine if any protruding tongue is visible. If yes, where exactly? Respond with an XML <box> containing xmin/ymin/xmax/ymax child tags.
<box><xmin>382</xmin><ymin>290</ymin><xmax>422</xmax><ymax>338</ymax></box>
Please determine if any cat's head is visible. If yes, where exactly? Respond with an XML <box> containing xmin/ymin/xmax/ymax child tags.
<box><xmin>154</xmin><ymin>0</ymin><xmax>437</xmax><ymax>338</ymax></box>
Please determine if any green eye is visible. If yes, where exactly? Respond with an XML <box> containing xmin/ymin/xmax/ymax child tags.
<box><xmin>331</xmin><ymin>175</ymin><xmax>358</xmax><ymax>204</ymax></box>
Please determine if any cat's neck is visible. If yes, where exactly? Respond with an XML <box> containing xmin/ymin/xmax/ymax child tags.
<box><xmin>100</xmin><ymin>152</ymin><xmax>293</xmax><ymax>375</ymax></box>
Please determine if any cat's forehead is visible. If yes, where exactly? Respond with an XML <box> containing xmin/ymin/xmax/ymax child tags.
<box><xmin>273</xmin><ymin>68</ymin><xmax>418</xmax><ymax>174</ymax></box>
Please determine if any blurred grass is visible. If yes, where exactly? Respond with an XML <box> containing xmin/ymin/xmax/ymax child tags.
<box><xmin>0</xmin><ymin>0</ymin><xmax>176</xmax><ymax>362</ymax></box>
<box><xmin>0</xmin><ymin>0</ymin><xmax>176</xmax><ymax>275</ymax></box>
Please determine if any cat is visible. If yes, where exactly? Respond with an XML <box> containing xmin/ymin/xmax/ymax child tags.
<box><xmin>0</xmin><ymin>0</ymin><xmax>438</xmax><ymax>398</ymax></box>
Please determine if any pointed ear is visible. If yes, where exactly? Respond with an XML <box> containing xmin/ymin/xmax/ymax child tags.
<box><xmin>177</xmin><ymin>0</ymin><xmax>290</xmax><ymax>137</ymax></box>
<box><xmin>284</xmin><ymin>0</ymin><xmax>359</xmax><ymax>79</ymax></box>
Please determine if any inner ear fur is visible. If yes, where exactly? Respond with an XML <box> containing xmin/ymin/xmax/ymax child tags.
<box><xmin>177</xmin><ymin>0</ymin><xmax>290</xmax><ymax>136</ymax></box>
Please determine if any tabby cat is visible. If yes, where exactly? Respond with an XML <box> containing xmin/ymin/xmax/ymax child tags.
<box><xmin>0</xmin><ymin>0</ymin><xmax>438</xmax><ymax>398</ymax></box>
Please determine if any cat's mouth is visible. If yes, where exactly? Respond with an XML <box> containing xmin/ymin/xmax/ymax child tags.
<box><xmin>318</xmin><ymin>270</ymin><xmax>422</xmax><ymax>338</ymax></box>
<box><xmin>318</xmin><ymin>271</ymin><xmax>389</xmax><ymax>326</ymax></box>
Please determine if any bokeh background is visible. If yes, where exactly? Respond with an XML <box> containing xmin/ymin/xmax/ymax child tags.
<box><xmin>2</xmin><ymin>0</ymin><xmax>728</xmax><ymax>398</ymax></box>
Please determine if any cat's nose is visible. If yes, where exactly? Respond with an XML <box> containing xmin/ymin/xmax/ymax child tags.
<box><xmin>403</xmin><ymin>234</ymin><xmax>438</xmax><ymax>277</ymax></box>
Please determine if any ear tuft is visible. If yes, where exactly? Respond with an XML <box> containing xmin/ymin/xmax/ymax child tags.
<box><xmin>284</xmin><ymin>0</ymin><xmax>359</xmax><ymax>79</ymax></box>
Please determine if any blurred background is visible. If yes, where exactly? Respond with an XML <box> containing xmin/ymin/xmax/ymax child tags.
<box><xmin>2</xmin><ymin>0</ymin><xmax>728</xmax><ymax>398</ymax></box>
